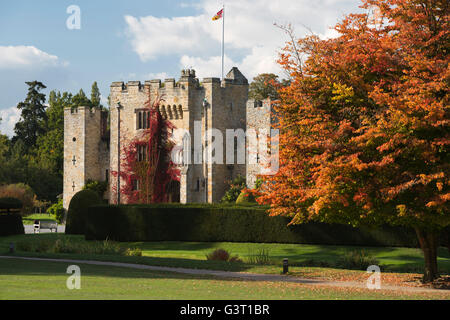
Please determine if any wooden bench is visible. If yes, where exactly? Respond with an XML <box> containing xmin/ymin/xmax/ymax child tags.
<box><xmin>33</xmin><ymin>220</ymin><xmax>58</xmax><ymax>233</ymax></box>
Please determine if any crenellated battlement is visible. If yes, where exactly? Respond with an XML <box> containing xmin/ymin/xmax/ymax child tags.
<box><xmin>65</xmin><ymin>105</ymin><xmax>103</xmax><ymax>116</ymax></box>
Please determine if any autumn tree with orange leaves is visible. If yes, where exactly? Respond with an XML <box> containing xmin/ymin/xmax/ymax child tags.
<box><xmin>258</xmin><ymin>0</ymin><xmax>449</xmax><ymax>282</ymax></box>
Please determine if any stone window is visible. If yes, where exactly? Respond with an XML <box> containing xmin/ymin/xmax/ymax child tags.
<box><xmin>161</xmin><ymin>106</ymin><xmax>168</xmax><ymax>119</ymax></box>
<box><xmin>132</xmin><ymin>179</ymin><xmax>140</xmax><ymax>191</ymax></box>
<box><xmin>137</xmin><ymin>144</ymin><xmax>148</xmax><ymax>162</ymax></box>
<box><xmin>136</xmin><ymin>109</ymin><xmax>151</xmax><ymax>129</ymax></box>
<box><xmin>178</xmin><ymin>105</ymin><xmax>183</xmax><ymax>119</ymax></box>
<box><xmin>195</xmin><ymin>178</ymin><xmax>200</xmax><ymax>192</ymax></box>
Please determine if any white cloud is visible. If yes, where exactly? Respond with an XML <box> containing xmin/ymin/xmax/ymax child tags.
<box><xmin>0</xmin><ymin>46</ymin><xmax>66</xmax><ymax>69</ymax></box>
<box><xmin>124</xmin><ymin>15</ymin><xmax>213</xmax><ymax>61</ymax></box>
<box><xmin>0</xmin><ymin>106</ymin><xmax>21</xmax><ymax>137</ymax></box>
<box><xmin>180</xmin><ymin>55</ymin><xmax>236</xmax><ymax>79</ymax></box>
<box><xmin>125</xmin><ymin>0</ymin><xmax>362</xmax><ymax>80</ymax></box>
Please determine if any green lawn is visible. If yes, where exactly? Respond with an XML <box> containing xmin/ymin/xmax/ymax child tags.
<box><xmin>1</xmin><ymin>233</ymin><xmax>449</xmax><ymax>276</ymax></box>
<box><xmin>22</xmin><ymin>214</ymin><xmax>57</xmax><ymax>225</ymax></box>
<box><xmin>0</xmin><ymin>257</ymin><xmax>448</xmax><ymax>300</ymax></box>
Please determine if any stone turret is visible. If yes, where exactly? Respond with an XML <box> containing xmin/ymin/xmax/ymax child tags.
<box><xmin>63</xmin><ymin>106</ymin><xmax>109</xmax><ymax>209</ymax></box>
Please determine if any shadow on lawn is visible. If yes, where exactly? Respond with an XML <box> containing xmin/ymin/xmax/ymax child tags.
<box><xmin>0</xmin><ymin>256</ymin><xmax>255</xmax><ymax>282</ymax></box>
<box><xmin>0</xmin><ymin>251</ymin><xmax>254</xmax><ymax>274</ymax></box>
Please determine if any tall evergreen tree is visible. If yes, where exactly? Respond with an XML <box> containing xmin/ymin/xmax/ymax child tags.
<box><xmin>13</xmin><ymin>81</ymin><xmax>47</xmax><ymax>149</ymax></box>
<box><xmin>90</xmin><ymin>81</ymin><xmax>102</xmax><ymax>108</ymax></box>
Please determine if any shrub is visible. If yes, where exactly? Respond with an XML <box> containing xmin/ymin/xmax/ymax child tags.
<box><xmin>46</xmin><ymin>199</ymin><xmax>65</xmax><ymax>223</ymax></box>
<box><xmin>0</xmin><ymin>183</ymin><xmax>35</xmax><ymax>215</ymax></box>
<box><xmin>221</xmin><ymin>175</ymin><xmax>246</xmax><ymax>203</ymax></box>
<box><xmin>0</xmin><ymin>213</ymin><xmax>24</xmax><ymax>236</ymax></box>
<box><xmin>83</xmin><ymin>180</ymin><xmax>108</xmax><ymax>199</ymax></box>
<box><xmin>206</xmin><ymin>248</ymin><xmax>230</xmax><ymax>261</ymax></box>
<box><xmin>65</xmin><ymin>189</ymin><xmax>102</xmax><ymax>235</ymax></box>
<box><xmin>236</xmin><ymin>189</ymin><xmax>257</xmax><ymax>205</ymax></box>
<box><xmin>337</xmin><ymin>250</ymin><xmax>380</xmax><ymax>270</ymax></box>
<box><xmin>206</xmin><ymin>248</ymin><xmax>242</xmax><ymax>263</ymax></box>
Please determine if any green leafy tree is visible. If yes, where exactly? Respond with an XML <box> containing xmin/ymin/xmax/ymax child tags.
<box><xmin>83</xmin><ymin>179</ymin><xmax>107</xmax><ymax>199</ymax></box>
<box><xmin>46</xmin><ymin>198</ymin><xmax>65</xmax><ymax>223</ymax></box>
<box><xmin>72</xmin><ymin>89</ymin><xmax>91</xmax><ymax>108</ymax></box>
<box><xmin>0</xmin><ymin>133</ymin><xmax>9</xmax><ymax>161</ymax></box>
<box><xmin>249</xmin><ymin>73</ymin><xmax>282</xmax><ymax>101</ymax></box>
<box><xmin>13</xmin><ymin>81</ymin><xmax>48</xmax><ymax>149</ymax></box>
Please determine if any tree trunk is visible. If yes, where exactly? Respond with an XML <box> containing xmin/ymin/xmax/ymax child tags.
<box><xmin>415</xmin><ymin>228</ymin><xmax>439</xmax><ymax>283</ymax></box>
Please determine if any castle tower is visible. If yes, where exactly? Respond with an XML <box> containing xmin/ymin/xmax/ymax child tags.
<box><xmin>246</xmin><ymin>98</ymin><xmax>276</xmax><ymax>188</ymax></box>
<box><xmin>63</xmin><ymin>106</ymin><xmax>109</xmax><ymax>209</ymax></box>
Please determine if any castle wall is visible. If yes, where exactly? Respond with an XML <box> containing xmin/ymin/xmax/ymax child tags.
<box><xmin>64</xmin><ymin>67</ymin><xmax>260</xmax><ymax>207</ymax></box>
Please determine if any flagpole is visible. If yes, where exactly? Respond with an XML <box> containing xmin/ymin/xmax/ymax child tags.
<box><xmin>221</xmin><ymin>5</ymin><xmax>225</xmax><ymax>81</ymax></box>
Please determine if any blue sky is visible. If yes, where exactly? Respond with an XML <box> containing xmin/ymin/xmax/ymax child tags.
<box><xmin>0</xmin><ymin>0</ymin><xmax>362</xmax><ymax>136</ymax></box>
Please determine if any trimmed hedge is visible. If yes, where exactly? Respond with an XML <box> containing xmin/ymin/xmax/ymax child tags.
<box><xmin>0</xmin><ymin>197</ymin><xmax>23</xmax><ymax>213</ymax></box>
<box><xmin>85</xmin><ymin>204</ymin><xmax>419</xmax><ymax>247</ymax></box>
<box><xmin>66</xmin><ymin>190</ymin><xmax>102</xmax><ymax>235</ymax></box>
<box><xmin>0</xmin><ymin>214</ymin><xmax>25</xmax><ymax>236</ymax></box>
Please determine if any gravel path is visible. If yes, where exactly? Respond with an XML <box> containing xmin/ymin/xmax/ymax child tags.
<box><xmin>1</xmin><ymin>255</ymin><xmax>447</xmax><ymax>294</ymax></box>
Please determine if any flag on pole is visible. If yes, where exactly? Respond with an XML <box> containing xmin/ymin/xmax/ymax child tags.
<box><xmin>212</xmin><ymin>9</ymin><xmax>223</xmax><ymax>21</ymax></box>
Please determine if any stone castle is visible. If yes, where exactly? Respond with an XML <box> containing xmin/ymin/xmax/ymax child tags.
<box><xmin>63</xmin><ymin>67</ymin><xmax>275</xmax><ymax>209</ymax></box>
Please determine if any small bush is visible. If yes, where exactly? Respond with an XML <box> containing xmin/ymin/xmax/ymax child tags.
<box><xmin>247</xmin><ymin>248</ymin><xmax>271</xmax><ymax>265</ymax></box>
<box><xmin>205</xmin><ymin>248</ymin><xmax>243</xmax><ymax>263</ymax></box>
<box><xmin>83</xmin><ymin>180</ymin><xmax>108</xmax><ymax>199</ymax></box>
<box><xmin>236</xmin><ymin>190</ymin><xmax>257</xmax><ymax>205</ymax></box>
<box><xmin>124</xmin><ymin>248</ymin><xmax>143</xmax><ymax>257</ymax></box>
<box><xmin>66</xmin><ymin>189</ymin><xmax>102</xmax><ymax>235</ymax></box>
<box><xmin>337</xmin><ymin>250</ymin><xmax>380</xmax><ymax>270</ymax></box>
<box><xmin>46</xmin><ymin>199</ymin><xmax>65</xmax><ymax>223</ymax></box>
<box><xmin>221</xmin><ymin>175</ymin><xmax>246</xmax><ymax>203</ymax></box>
<box><xmin>206</xmin><ymin>248</ymin><xmax>230</xmax><ymax>261</ymax></box>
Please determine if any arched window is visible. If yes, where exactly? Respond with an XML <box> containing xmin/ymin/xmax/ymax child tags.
<box><xmin>161</xmin><ymin>105</ymin><xmax>167</xmax><ymax>119</ymax></box>
<box><xmin>173</xmin><ymin>105</ymin><xmax>178</xmax><ymax>119</ymax></box>
<box><xmin>178</xmin><ymin>105</ymin><xmax>183</xmax><ymax>119</ymax></box>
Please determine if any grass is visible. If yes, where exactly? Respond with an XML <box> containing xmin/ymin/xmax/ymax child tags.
<box><xmin>1</xmin><ymin>233</ymin><xmax>449</xmax><ymax>276</ymax></box>
<box><xmin>22</xmin><ymin>214</ymin><xmax>57</xmax><ymax>225</ymax></box>
<box><xmin>1</xmin><ymin>257</ymin><xmax>448</xmax><ymax>300</ymax></box>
